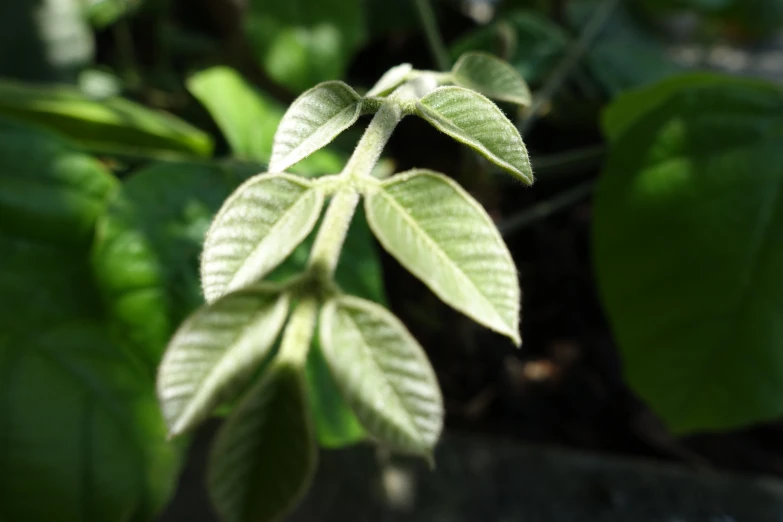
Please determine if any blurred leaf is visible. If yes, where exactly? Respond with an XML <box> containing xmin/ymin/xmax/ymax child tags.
<box><xmin>271</xmin><ymin>81</ymin><xmax>362</xmax><ymax>172</ymax></box>
<box><xmin>0</xmin><ymin>0</ymin><xmax>94</xmax><ymax>82</ymax></box>
<box><xmin>320</xmin><ymin>296</ymin><xmax>443</xmax><ymax>458</ymax></box>
<box><xmin>0</xmin><ymin>117</ymin><xmax>117</xmax><ymax>247</ymax></box>
<box><xmin>209</xmin><ymin>362</ymin><xmax>316</xmax><ymax>522</ymax></box>
<box><xmin>201</xmin><ymin>173</ymin><xmax>324</xmax><ymax>303</ymax></box>
<box><xmin>0</xmin><ymin>123</ymin><xmax>180</xmax><ymax>522</ymax></box>
<box><xmin>244</xmin><ymin>0</ymin><xmax>366</xmax><ymax>92</ymax></box>
<box><xmin>451</xmin><ymin>51</ymin><xmax>532</xmax><ymax>106</ymax></box>
<box><xmin>594</xmin><ymin>75</ymin><xmax>783</xmax><ymax>434</ymax></box>
<box><xmin>366</xmin><ymin>170</ymin><xmax>521</xmax><ymax>345</ymax></box>
<box><xmin>92</xmin><ymin>161</ymin><xmax>250</xmax><ymax>371</ymax></box>
<box><xmin>86</xmin><ymin>0</ymin><xmax>143</xmax><ymax>28</ymax></box>
<box><xmin>449</xmin><ymin>9</ymin><xmax>569</xmax><ymax>85</ymax></box>
<box><xmin>568</xmin><ymin>1</ymin><xmax>680</xmax><ymax>96</ymax></box>
<box><xmin>417</xmin><ymin>86</ymin><xmax>533</xmax><ymax>183</ymax></box>
<box><xmin>0</xmin><ymin>79</ymin><xmax>213</xmax><ymax>158</ymax></box>
<box><xmin>187</xmin><ymin>66</ymin><xmax>342</xmax><ymax>174</ymax></box>
<box><xmin>158</xmin><ymin>287</ymin><xmax>289</xmax><ymax>436</ymax></box>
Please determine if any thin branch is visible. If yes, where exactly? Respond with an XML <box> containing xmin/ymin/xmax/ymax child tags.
<box><xmin>499</xmin><ymin>179</ymin><xmax>595</xmax><ymax>236</ymax></box>
<box><xmin>520</xmin><ymin>0</ymin><xmax>620</xmax><ymax>136</ymax></box>
<box><xmin>413</xmin><ymin>0</ymin><xmax>450</xmax><ymax>71</ymax></box>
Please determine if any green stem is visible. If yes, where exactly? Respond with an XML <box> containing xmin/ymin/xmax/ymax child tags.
<box><xmin>413</xmin><ymin>0</ymin><xmax>450</xmax><ymax>71</ymax></box>
<box><xmin>277</xmin><ymin>298</ymin><xmax>318</xmax><ymax>367</ymax></box>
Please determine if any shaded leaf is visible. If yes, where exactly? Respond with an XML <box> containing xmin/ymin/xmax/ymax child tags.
<box><xmin>365</xmin><ymin>170</ymin><xmax>520</xmax><ymax>345</ymax></box>
<box><xmin>367</xmin><ymin>63</ymin><xmax>413</xmax><ymax>97</ymax></box>
<box><xmin>201</xmin><ymin>173</ymin><xmax>324</xmax><ymax>303</ymax></box>
<box><xmin>86</xmin><ymin>0</ymin><xmax>143</xmax><ymax>28</ymax></box>
<box><xmin>270</xmin><ymin>81</ymin><xmax>362</xmax><ymax>173</ymax></box>
<box><xmin>209</xmin><ymin>362</ymin><xmax>316</xmax><ymax>522</ymax></box>
<box><xmin>158</xmin><ymin>287</ymin><xmax>289</xmax><ymax>436</ymax></box>
<box><xmin>187</xmin><ymin>67</ymin><xmax>343</xmax><ymax>175</ymax></box>
<box><xmin>244</xmin><ymin>0</ymin><xmax>366</xmax><ymax>92</ymax></box>
<box><xmin>319</xmin><ymin>296</ymin><xmax>443</xmax><ymax>457</ymax></box>
<box><xmin>594</xmin><ymin>76</ymin><xmax>783</xmax><ymax>434</ymax></box>
<box><xmin>416</xmin><ymin>87</ymin><xmax>533</xmax><ymax>184</ymax></box>
<box><xmin>451</xmin><ymin>52</ymin><xmax>531</xmax><ymax>106</ymax></box>
<box><xmin>0</xmin><ymin>79</ymin><xmax>212</xmax><ymax>158</ymax></box>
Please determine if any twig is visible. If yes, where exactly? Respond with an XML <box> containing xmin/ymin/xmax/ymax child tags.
<box><xmin>413</xmin><ymin>0</ymin><xmax>450</xmax><ymax>71</ymax></box>
<box><xmin>499</xmin><ymin>179</ymin><xmax>595</xmax><ymax>236</ymax></box>
<box><xmin>520</xmin><ymin>0</ymin><xmax>620</xmax><ymax>136</ymax></box>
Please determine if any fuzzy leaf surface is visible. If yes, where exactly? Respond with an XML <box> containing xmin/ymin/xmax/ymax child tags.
<box><xmin>209</xmin><ymin>362</ymin><xmax>315</xmax><ymax>522</ymax></box>
<box><xmin>365</xmin><ymin>170</ymin><xmax>520</xmax><ymax>344</ymax></box>
<box><xmin>366</xmin><ymin>63</ymin><xmax>413</xmax><ymax>97</ymax></box>
<box><xmin>416</xmin><ymin>87</ymin><xmax>533</xmax><ymax>183</ymax></box>
<box><xmin>451</xmin><ymin>52</ymin><xmax>531</xmax><ymax>106</ymax></box>
<box><xmin>201</xmin><ymin>173</ymin><xmax>324</xmax><ymax>303</ymax></box>
<box><xmin>270</xmin><ymin>81</ymin><xmax>361</xmax><ymax>172</ymax></box>
<box><xmin>157</xmin><ymin>287</ymin><xmax>289</xmax><ymax>436</ymax></box>
<box><xmin>320</xmin><ymin>296</ymin><xmax>443</xmax><ymax>457</ymax></box>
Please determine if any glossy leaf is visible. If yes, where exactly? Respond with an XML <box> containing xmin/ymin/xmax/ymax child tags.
<box><xmin>367</xmin><ymin>63</ymin><xmax>413</xmax><ymax>97</ymax></box>
<box><xmin>594</xmin><ymin>77</ymin><xmax>783</xmax><ymax>434</ymax></box>
<box><xmin>201</xmin><ymin>173</ymin><xmax>324</xmax><ymax>303</ymax></box>
<box><xmin>416</xmin><ymin>87</ymin><xmax>533</xmax><ymax>184</ymax></box>
<box><xmin>209</xmin><ymin>362</ymin><xmax>316</xmax><ymax>522</ymax></box>
<box><xmin>92</xmin><ymin>161</ymin><xmax>252</xmax><ymax>372</ymax></box>
<box><xmin>0</xmin><ymin>122</ymin><xmax>179</xmax><ymax>522</ymax></box>
<box><xmin>451</xmin><ymin>52</ymin><xmax>531</xmax><ymax>106</ymax></box>
<box><xmin>158</xmin><ymin>287</ymin><xmax>288</xmax><ymax>436</ymax></box>
<box><xmin>0</xmin><ymin>79</ymin><xmax>212</xmax><ymax>158</ymax></box>
<box><xmin>270</xmin><ymin>81</ymin><xmax>362</xmax><ymax>173</ymax></box>
<box><xmin>365</xmin><ymin>170</ymin><xmax>521</xmax><ymax>345</ymax></box>
<box><xmin>187</xmin><ymin>67</ymin><xmax>343</xmax><ymax>175</ymax></box>
<box><xmin>244</xmin><ymin>0</ymin><xmax>366</xmax><ymax>92</ymax></box>
<box><xmin>320</xmin><ymin>296</ymin><xmax>443</xmax><ymax>457</ymax></box>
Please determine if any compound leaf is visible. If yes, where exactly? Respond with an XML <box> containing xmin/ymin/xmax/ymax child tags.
<box><xmin>594</xmin><ymin>76</ymin><xmax>783</xmax><ymax>434</ymax></box>
<box><xmin>365</xmin><ymin>170</ymin><xmax>520</xmax><ymax>345</ymax></box>
<box><xmin>209</xmin><ymin>362</ymin><xmax>316</xmax><ymax>522</ymax></box>
<box><xmin>201</xmin><ymin>173</ymin><xmax>324</xmax><ymax>303</ymax></box>
<box><xmin>366</xmin><ymin>63</ymin><xmax>413</xmax><ymax>97</ymax></box>
<box><xmin>319</xmin><ymin>296</ymin><xmax>443</xmax><ymax>458</ymax></box>
<box><xmin>451</xmin><ymin>52</ymin><xmax>531</xmax><ymax>106</ymax></box>
<box><xmin>270</xmin><ymin>81</ymin><xmax>362</xmax><ymax>172</ymax></box>
<box><xmin>416</xmin><ymin>87</ymin><xmax>533</xmax><ymax>184</ymax></box>
<box><xmin>157</xmin><ymin>287</ymin><xmax>289</xmax><ymax>437</ymax></box>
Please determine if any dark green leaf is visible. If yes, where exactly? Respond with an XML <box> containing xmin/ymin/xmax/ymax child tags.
<box><xmin>86</xmin><ymin>0</ymin><xmax>143</xmax><ymax>28</ymax></box>
<box><xmin>244</xmin><ymin>0</ymin><xmax>366</xmax><ymax>92</ymax></box>
<box><xmin>451</xmin><ymin>52</ymin><xmax>531</xmax><ymax>106</ymax></box>
<box><xmin>0</xmin><ymin>79</ymin><xmax>213</xmax><ymax>158</ymax></box>
<box><xmin>209</xmin><ymin>362</ymin><xmax>316</xmax><ymax>522</ymax></box>
<box><xmin>594</xmin><ymin>76</ymin><xmax>783</xmax><ymax>434</ymax></box>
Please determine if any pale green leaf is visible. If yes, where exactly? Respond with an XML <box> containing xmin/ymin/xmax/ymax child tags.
<box><xmin>451</xmin><ymin>52</ymin><xmax>531</xmax><ymax>107</ymax></box>
<box><xmin>594</xmin><ymin>76</ymin><xmax>783</xmax><ymax>434</ymax></box>
<box><xmin>0</xmin><ymin>79</ymin><xmax>212</xmax><ymax>158</ymax></box>
<box><xmin>365</xmin><ymin>170</ymin><xmax>520</xmax><ymax>345</ymax></box>
<box><xmin>416</xmin><ymin>87</ymin><xmax>533</xmax><ymax>184</ymax></box>
<box><xmin>209</xmin><ymin>362</ymin><xmax>316</xmax><ymax>522</ymax></box>
<box><xmin>157</xmin><ymin>287</ymin><xmax>289</xmax><ymax>436</ymax></box>
<box><xmin>366</xmin><ymin>63</ymin><xmax>413</xmax><ymax>97</ymax></box>
<box><xmin>320</xmin><ymin>296</ymin><xmax>443</xmax><ymax>457</ymax></box>
<box><xmin>201</xmin><ymin>173</ymin><xmax>324</xmax><ymax>303</ymax></box>
<box><xmin>270</xmin><ymin>81</ymin><xmax>362</xmax><ymax>173</ymax></box>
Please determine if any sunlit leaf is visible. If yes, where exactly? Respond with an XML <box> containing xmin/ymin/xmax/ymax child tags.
<box><xmin>416</xmin><ymin>87</ymin><xmax>533</xmax><ymax>184</ymax></box>
<box><xmin>451</xmin><ymin>52</ymin><xmax>531</xmax><ymax>106</ymax></box>
<box><xmin>365</xmin><ymin>170</ymin><xmax>520</xmax><ymax>345</ymax></box>
<box><xmin>157</xmin><ymin>287</ymin><xmax>289</xmax><ymax>436</ymax></box>
<box><xmin>0</xmin><ymin>79</ymin><xmax>212</xmax><ymax>158</ymax></box>
<box><xmin>366</xmin><ymin>63</ymin><xmax>413</xmax><ymax>97</ymax></box>
<box><xmin>209</xmin><ymin>362</ymin><xmax>316</xmax><ymax>522</ymax></box>
<box><xmin>201</xmin><ymin>173</ymin><xmax>324</xmax><ymax>303</ymax></box>
<box><xmin>594</xmin><ymin>75</ymin><xmax>783</xmax><ymax>434</ymax></box>
<box><xmin>187</xmin><ymin>67</ymin><xmax>343</xmax><ymax>175</ymax></box>
<box><xmin>86</xmin><ymin>0</ymin><xmax>143</xmax><ymax>28</ymax></box>
<box><xmin>270</xmin><ymin>81</ymin><xmax>362</xmax><ymax>173</ymax></box>
<box><xmin>320</xmin><ymin>296</ymin><xmax>443</xmax><ymax>458</ymax></box>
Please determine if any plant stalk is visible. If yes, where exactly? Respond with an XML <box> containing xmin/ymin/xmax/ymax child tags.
<box><xmin>277</xmin><ymin>298</ymin><xmax>319</xmax><ymax>367</ymax></box>
<box><xmin>413</xmin><ymin>0</ymin><xmax>450</xmax><ymax>71</ymax></box>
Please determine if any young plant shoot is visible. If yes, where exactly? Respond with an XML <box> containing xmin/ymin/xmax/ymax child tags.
<box><xmin>157</xmin><ymin>51</ymin><xmax>533</xmax><ymax>522</ymax></box>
